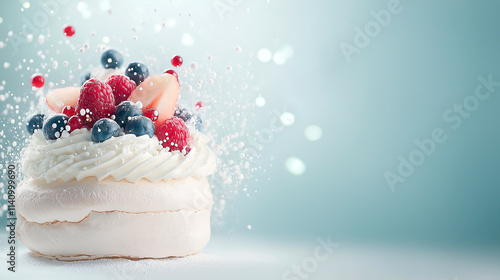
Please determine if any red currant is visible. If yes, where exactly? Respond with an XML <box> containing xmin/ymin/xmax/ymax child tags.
<box><xmin>31</xmin><ymin>74</ymin><xmax>45</xmax><ymax>88</ymax></box>
<box><xmin>164</xmin><ymin>69</ymin><xmax>179</xmax><ymax>80</ymax></box>
<box><xmin>68</xmin><ymin>115</ymin><xmax>83</xmax><ymax>132</ymax></box>
<box><xmin>63</xmin><ymin>25</ymin><xmax>75</xmax><ymax>37</ymax></box>
<box><xmin>144</xmin><ymin>108</ymin><xmax>159</xmax><ymax>122</ymax></box>
<box><xmin>171</xmin><ymin>55</ymin><xmax>183</xmax><ymax>68</ymax></box>
<box><xmin>62</xmin><ymin>106</ymin><xmax>77</xmax><ymax>117</ymax></box>
<box><xmin>195</xmin><ymin>101</ymin><xmax>204</xmax><ymax>110</ymax></box>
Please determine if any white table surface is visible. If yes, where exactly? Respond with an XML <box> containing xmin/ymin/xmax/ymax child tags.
<box><xmin>1</xmin><ymin>236</ymin><xmax>499</xmax><ymax>280</ymax></box>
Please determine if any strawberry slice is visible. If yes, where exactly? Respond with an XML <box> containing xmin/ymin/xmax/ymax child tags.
<box><xmin>127</xmin><ymin>73</ymin><xmax>180</xmax><ymax>129</ymax></box>
<box><xmin>46</xmin><ymin>87</ymin><xmax>80</xmax><ymax>113</ymax></box>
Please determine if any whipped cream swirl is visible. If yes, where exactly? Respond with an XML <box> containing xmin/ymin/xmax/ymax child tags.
<box><xmin>22</xmin><ymin>128</ymin><xmax>217</xmax><ymax>183</ymax></box>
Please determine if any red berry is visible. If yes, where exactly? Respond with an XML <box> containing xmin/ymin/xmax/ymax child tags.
<box><xmin>171</xmin><ymin>55</ymin><xmax>183</xmax><ymax>68</ymax></box>
<box><xmin>144</xmin><ymin>108</ymin><xmax>159</xmax><ymax>122</ymax></box>
<box><xmin>63</xmin><ymin>25</ymin><xmax>75</xmax><ymax>37</ymax></box>
<box><xmin>156</xmin><ymin>116</ymin><xmax>190</xmax><ymax>152</ymax></box>
<box><xmin>62</xmin><ymin>105</ymin><xmax>76</xmax><ymax>117</ymax></box>
<box><xmin>68</xmin><ymin>115</ymin><xmax>83</xmax><ymax>131</ymax></box>
<box><xmin>31</xmin><ymin>74</ymin><xmax>45</xmax><ymax>88</ymax></box>
<box><xmin>164</xmin><ymin>69</ymin><xmax>179</xmax><ymax>80</ymax></box>
<box><xmin>76</xmin><ymin>79</ymin><xmax>115</xmax><ymax>128</ymax></box>
<box><xmin>105</xmin><ymin>74</ymin><xmax>137</xmax><ymax>105</ymax></box>
<box><xmin>195</xmin><ymin>101</ymin><xmax>204</xmax><ymax>110</ymax></box>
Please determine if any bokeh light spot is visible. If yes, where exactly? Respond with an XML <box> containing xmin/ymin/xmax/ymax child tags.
<box><xmin>304</xmin><ymin>125</ymin><xmax>322</xmax><ymax>141</ymax></box>
<box><xmin>257</xmin><ymin>48</ymin><xmax>272</xmax><ymax>63</ymax></box>
<box><xmin>285</xmin><ymin>157</ymin><xmax>306</xmax><ymax>176</ymax></box>
<box><xmin>273</xmin><ymin>52</ymin><xmax>287</xmax><ymax>65</ymax></box>
<box><xmin>280</xmin><ymin>112</ymin><xmax>295</xmax><ymax>126</ymax></box>
<box><xmin>182</xmin><ymin>33</ymin><xmax>194</xmax><ymax>46</ymax></box>
<box><xmin>77</xmin><ymin>2</ymin><xmax>88</xmax><ymax>11</ymax></box>
<box><xmin>255</xmin><ymin>96</ymin><xmax>265</xmax><ymax>107</ymax></box>
<box><xmin>99</xmin><ymin>1</ymin><xmax>111</xmax><ymax>11</ymax></box>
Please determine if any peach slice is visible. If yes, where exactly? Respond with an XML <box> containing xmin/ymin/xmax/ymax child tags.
<box><xmin>46</xmin><ymin>87</ymin><xmax>80</xmax><ymax>113</ymax></box>
<box><xmin>127</xmin><ymin>73</ymin><xmax>180</xmax><ymax>129</ymax></box>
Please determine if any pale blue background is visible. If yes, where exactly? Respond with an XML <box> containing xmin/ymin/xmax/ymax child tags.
<box><xmin>1</xmin><ymin>0</ymin><xmax>500</xmax><ymax>255</ymax></box>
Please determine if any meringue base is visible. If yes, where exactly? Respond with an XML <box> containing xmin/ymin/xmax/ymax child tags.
<box><xmin>16</xmin><ymin>177</ymin><xmax>213</xmax><ymax>260</ymax></box>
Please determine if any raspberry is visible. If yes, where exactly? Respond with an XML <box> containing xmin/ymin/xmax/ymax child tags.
<box><xmin>195</xmin><ymin>101</ymin><xmax>204</xmax><ymax>110</ymax></box>
<box><xmin>171</xmin><ymin>55</ymin><xmax>183</xmax><ymax>68</ymax></box>
<box><xmin>156</xmin><ymin>116</ymin><xmax>190</xmax><ymax>152</ymax></box>
<box><xmin>31</xmin><ymin>74</ymin><xmax>45</xmax><ymax>88</ymax></box>
<box><xmin>76</xmin><ymin>79</ymin><xmax>115</xmax><ymax>128</ymax></box>
<box><xmin>62</xmin><ymin>105</ymin><xmax>77</xmax><ymax>117</ymax></box>
<box><xmin>63</xmin><ymin>25</ymin><xmax>75</xmax><ymax>37</ymax></box>
<box><xmin>105</xmin><ymin>74</ymin><xmax>136</xmax><ymax>105</ymax></box>
<box><xmin>144</xmin><ymin>108</ymin><xmax>159</xmax><ymax>122</ymax></box>
<box><xmin>164</xmin><ymin>69</ymin><xmax>179</xmax><ymax>80</ymax></box>
<box><xmin>68</xmin><ymin>115</ymin><xmax>83</xmax><ymax>132</ymax></box>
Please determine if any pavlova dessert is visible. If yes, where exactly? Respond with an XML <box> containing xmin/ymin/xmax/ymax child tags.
<box><xmin>16</xmin><ymin>50</ymin><xmax>216</xmax><ymax>260</ymax></box>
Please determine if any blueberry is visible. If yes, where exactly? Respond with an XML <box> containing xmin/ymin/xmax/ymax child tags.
<box><xmin>124</xmin><ymin>116</ymin><xmax>155</xmax><ymax>138</ymax></box>
<box><xmin>42</xmin><ymin>114</ymin><xmax>69</xmax><ymax>140</ymax></box>
<box><xmin>80</xmin><ymin>70</ymin><xmax>91</xmax><ymax>86</ymax></box>
<box><xmin>91</xmin><ymin>118</ymin><xmax>120</xmax><ymax>143</ymax></box>
<box><xmin>114</xmin><ymin>101</ymin><xmax>143</xmax><ymax>128</ymax></box>
<box><xmin>26</xmin><ymin>113</ymin><xmax>45</xmax><ymax>135</ymax></box>
<box><xmin>174</xmin><ymin>108</ymin><xmax>204</xmax><ymax>131</ymax></box>
<box><xmin>189</xmin><ymin>114</ymin><xmax>204</xmax><ymax>131</ymax></box>
<box><xmin>101</xmin><ymin>49</ymin><xmax>124</xmax><ymax>69</ymax></box>
<box><xmin>174</xmin><ymin>107</ymin><xmax>192</xmax><ymax>122</ymax></box>
<box><xmin>125</xmin><ymin>62</ymin><xmax>149</xmax><ymax>85</ymax></box>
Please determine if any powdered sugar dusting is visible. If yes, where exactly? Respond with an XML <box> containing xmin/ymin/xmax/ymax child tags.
<box><xmin>0</xmin><ymin>2</ymin><xmax>277</xmax><ymax>233</ymax></box>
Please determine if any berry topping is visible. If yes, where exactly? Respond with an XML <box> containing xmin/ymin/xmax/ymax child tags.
<box><xmin>101</xmin><ymin>49</ymin><xmax>124</xmax><ymax>69</ymax></box>
<box><xmin>124</xmin><ymin>115</ymin><xmax>155</xmax><ymax>138</ymax></box>
<box><xmin>46</xmin><ymin>87</ymin><xmax>80</xmax><ymax>113</ymax></box>
<box><xmin>80</xmin><ymin>71</ymin><xmax>91</xmax><ymax>86</ymax></box>
<box><xmin>127</xmin><ymin>73</ymin><xmax>180</xmax><ymax>130</ymax></box>
<box><xmin>174</xmin><ymin>107</ymin><xmax>204</xmax><ymax>131</ymax></box>
<box><xmin>156</xmin><ymin>116</ymin><xmax>190</xmax><ymax>152</ymax></box>
<box><xmin>171</xmin><ymin>55</ymin><xmax>183</xmax><ymax>68</ymax></box>
<box><xmin>105</xmin><ymin>74</ymin><xmax>137</xmax><ymax>105</ymax></box>
<box><xmin>63</xmin><ymin>25</ymin><xmax>75</xmax><ymax>37</ymax></box>
<box><xmin>68</xmin><ymin>115</ymin><xmax>83</xmax><ymax>132</ymax></box>
<box><xmin>125</xmin><ymin>62</ymin><xmax>149</xmax><ymax>85</ymax></box>
<box><xmin>76</xmin><ymin>79</ymin><xmax>115</xmax><ymax>128</ymax></box>
<box><xmin>91</xmin><ymin>118</ymin><xmax>120</xmax><ymax>143</ymax></box>
<box><xmin>191</xmin><ymin>115</ymin><xmax>204</xmax><ymax>131</ymax></box>
<box><xmin>174</xmin><ymin>107</ymin><xmax>192</xmax><ymax>122</ymax></box>
<box><xmin>31</xmin><ymin>74</ymin><xmax>45</xmax><ymax>88</ymax></box>
<box><xmin>26</xmin><ymin>113</ymin><xmax>45</xmax><ymax>135</ymax></box>
<box><xmin>62</xmin><ymin>105</ymin><xmax>77</xmax><ymax>117</ymax></box>
<box><xmin>42</xmin><ymin>114</ymin><xmax>69</xmax><ymax>140</ymax></box>
<box><xmin>164</xmin><ymin>69</ymin><xmax>178</xmax><ymax>80</ymax></box>
<box><xmin>114</xmin><ymin>101</ymin><xmax>143</xmax><ymax>128</ymax></box>
<box><xmin>195</xmin><ymin>101</ymin><xmax>204</xmax><ymax>110</ymax></box>
<box><xmin>144</xmin><ymin>108</ymin><xmax>159</xmax><ymax>122</ymax></box>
